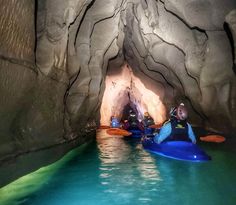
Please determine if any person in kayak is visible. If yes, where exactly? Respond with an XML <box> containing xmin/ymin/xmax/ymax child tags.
<box><xmin>110</xmin><ymin>116</ymin><xmax>121</xmax><ymax>128</ymax></box>
<box><xmin>127</xmin><ymin>110</ymin><xmax>140</xmax><ymax>129</ymax></box>
<box><xmin>154</xmin><ymin>103</ymin><xmax>196</xmax><ymax>144</ymax></box>
<box><xmin>142</xmin><ymin>112</ymin><xmax>155</xmax><ymax>127</ymax></box>
<box><xmin>142</xmin><ymin>112</ymin><xmax>155</xmax><ymax>135</ymax></box>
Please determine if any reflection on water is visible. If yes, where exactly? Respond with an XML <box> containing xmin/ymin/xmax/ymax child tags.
<box><xmin>0</xmin><ymin>143</ymin><xmax>89</xmax><ymax>205</ymax></box>
<box><xmin>0</xmin><ymin>129</ymin><xmax>235</xmax><ymax>205</ymax></box>
<box><xmin>96</xmin><ymin>130</ymin><xmax>161</xmax><ymax>203</ymax></box>
<box><xmin>96</xmin><ymin>130</ymin><xmax>236</xmax><ymax>205</ymax></box>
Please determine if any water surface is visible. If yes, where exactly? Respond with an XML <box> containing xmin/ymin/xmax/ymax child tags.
<box><xmin>0</xmin><ymin>129</ymin><xmax>235</xmax><ymax>205</ymax></box>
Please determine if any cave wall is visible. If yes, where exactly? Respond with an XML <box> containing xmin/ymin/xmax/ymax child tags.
<box><xmin>121</xmin><ymin>0</ymin><xmax>236</xmax><ymax>131</ymax></box>
<box><xmin>0</xmin><ymin>0</ymin><xmax>37</xmax><ymax>162</ymax></box>
<box><xmin>0</xmin><ymin>0</ymin><xmax>96</xmax><ymax>187</ymax></box>
<box><xmin>0</xmin><ymin>0</ymin><xmax>236</xmax><ymax>187</ymax></box>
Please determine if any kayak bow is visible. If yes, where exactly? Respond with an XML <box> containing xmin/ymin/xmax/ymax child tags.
<box><xmin>142</xmin><ymin>136</ymin><xmax>211</xmax><ymax>162</ymax></box>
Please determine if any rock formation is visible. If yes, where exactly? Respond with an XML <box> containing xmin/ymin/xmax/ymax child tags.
<box><xmin>0</xmin><ymin>0</ymin><xmax>235</xmax><ymax>187</ymax></box>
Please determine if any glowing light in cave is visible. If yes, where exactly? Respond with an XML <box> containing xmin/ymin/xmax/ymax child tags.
<box><xmin>0</xmin><ymin>144</ymin><xmax>89</xmax><ymax>204</ymax></box>
<box><xmin>100</xmin><ymin>64</ymin><xmax>166</xmax><ymax>125</ymax></box>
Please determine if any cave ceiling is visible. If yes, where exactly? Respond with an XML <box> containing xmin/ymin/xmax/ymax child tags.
<box><xmin>35</xmin><ymin>0</ymin><xmax>236</xmax><ymax>132</ymax></box>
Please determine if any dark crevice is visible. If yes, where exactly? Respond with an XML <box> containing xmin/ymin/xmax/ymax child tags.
<box><xmin>34</xmin><ymin>0</ymin><xmax>38</xmax><ymax>63</ymax></box>
<box><xmin>0</xmin><ymin>54</ymin><xmax>37</xmax><ymax>73</ymax></box>
<box><xmin>224</xmin><ymin>22</ymin><xmax>236</xmax><ymax>75</ymax></box>
<box><xmin>159</xmin><ymin>0</ymin><xmax>222</xmax><ymax>32</ymax></box>
<box><xmin>74</xmin><ymin>0</ymin><xmax>96</xmax><ymax>46</ymax></box>
<box><xmin>63</xmin><ymin>68</ymin><xmax>81</xmax><ymax>138</ymax></box>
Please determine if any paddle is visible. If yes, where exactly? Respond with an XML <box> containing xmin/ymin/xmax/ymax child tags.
<box><xmin>106</xmin><ymin>128</ymin><xmax>132</xmax><ymax>136</ymax></box>
<box><xmin>199</xmin><ymin>135</ymin><xmax>225</xmax><ymax>143</ymax></box>
<box><xmin>99</xmin><ymin>125</ymin><xmax>110</xmax><ymax>129</ymax></box>
<box><xmin>148</xmin><ymin>124</ymin><xmax>162</xmax><ymax>129</ymax></box>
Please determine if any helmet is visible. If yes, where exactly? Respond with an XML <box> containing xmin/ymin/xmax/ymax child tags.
<box><xmin>176</xmin><ymin>103</ymin><xmax>188</xmax><ymax>120</ymax></box>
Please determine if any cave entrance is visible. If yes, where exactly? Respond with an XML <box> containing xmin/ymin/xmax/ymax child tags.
<box><xmin>100</xmin><ymin>63</ymin><xmax>166</xmax><ymax>126</ymax></box>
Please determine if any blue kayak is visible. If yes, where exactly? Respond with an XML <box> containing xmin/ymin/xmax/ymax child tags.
<box><xmin>144</xmin><ymin>127</ymin><xmax>155</xmax><ymax>135</ymax></box>
<box><xmin>141</xmin><ymin>136</ymin><xmax>211</xmax><ymax>162</ymax></box>
<box><xmin>128</xmin><ymin>129</ymin><xmax>143</xmax><ymax>138</ymax></box>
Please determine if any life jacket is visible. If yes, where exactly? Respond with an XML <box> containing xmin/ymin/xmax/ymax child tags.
<box><xmin>166</xmin><ymin>118</ymin><xmax>190</xmax><ymax>142</ymax></box>
<box><xmin>130</xmin><ymin>120</ymin><xmax>139</xmax><ymax>128</ymax></box>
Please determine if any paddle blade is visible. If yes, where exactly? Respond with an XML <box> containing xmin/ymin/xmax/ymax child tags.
<box><xmin>106</xmin><ymin>128</ymin><xmax>132</xmax><ymax>136</ymax></box>
<box><xmin>200</xmin><ymin>135</ymin><xmax>225</xmax><ymax>143</ymax></box>
<box><xmin>149</xmin><ymin>124</ymin><xmax>162</xmax><ymax>129</ymax></box>
<box><xmin>99</xmin><ymin>125</ymin><xmax>110</xmax><ymax>129</ymax></box>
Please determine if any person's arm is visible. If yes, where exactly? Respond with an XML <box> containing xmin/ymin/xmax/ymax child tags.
<box><xmin>187</xmin><ymin>123</ymin><xmax>196</xmax><ymax>144</ymax></box>
<box><xmin>154</xmin><ymin>123</ymin><xmax>172</xmax><ymax>144</ymax></box>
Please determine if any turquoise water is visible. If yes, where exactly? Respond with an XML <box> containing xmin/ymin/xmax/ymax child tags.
<box><xmin>0</xmin><ymin>129</ymin><xmax>236</xmax><ymax>205</ymax></box>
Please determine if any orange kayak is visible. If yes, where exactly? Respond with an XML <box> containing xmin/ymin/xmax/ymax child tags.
<box><xmin>106</xmin><ymin>128</ymin><xmax>132</xmax><ymax>136</ymax></box>
<box><xmin>149</xmin><ymin>124</ymin><xmax>162</xmax><ymax>129</ymax></box>
<box><xmin>200</xmin><ymin>135</ymin><xmax>225</xmax><ymax>143</ymax></box>
<box><xmin>99</xmin><ymin>125</ymin><xmax>110</xmax><ymax>129</ymax></box>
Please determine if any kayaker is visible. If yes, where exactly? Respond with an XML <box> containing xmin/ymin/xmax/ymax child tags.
<box><xmin>142</xmin><ymin>112</ymin><xmax>155</xmax><ymax>135</ymax></box>
<box><xmin>127</xmin><ymin>110</ymin><xmax>139</xmax><ymax>129</ymax></box>
<box><xmin>110</xmin><ymin>116</ymin><xmax>121</xmax><ymax>128</ymax></box>
<box><xmin>142</xmin><ymin>112</ymin><xmax>155</xmax><ymax>127</ymax></box>
<box><xmin>154</xmin><ymin>103</ymin><xmax>196</xmax><ymax>144</ymax></box>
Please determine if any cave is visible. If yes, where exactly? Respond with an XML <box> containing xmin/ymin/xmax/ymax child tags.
<box><xmin>0</xmin><ymin>0</ymin><xmax>236</xmax><ymax>188</ymax></box>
